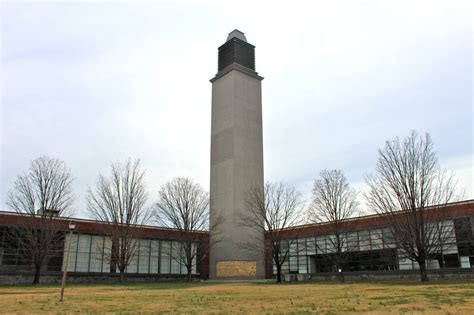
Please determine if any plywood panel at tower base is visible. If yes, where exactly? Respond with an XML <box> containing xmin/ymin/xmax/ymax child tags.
<box><xmin>216</xmin><ymin>260</ymin><xmax>257</xmax><ymax>277</ymax></box>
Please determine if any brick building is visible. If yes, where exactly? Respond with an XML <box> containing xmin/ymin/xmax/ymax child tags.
<box><xmin>264</xmin><ymin>200</ymin><xmax>474</xmax><ymax>279</ymax></box>
<box><xmin>0</xmin><ymin>212</ymin><xmax>209</xmax><ymax>282</ymax></box>
<box><xmin>0</xmin><ymin>200</ymin><xmax>473</xmax><ymax>283</ymax></box>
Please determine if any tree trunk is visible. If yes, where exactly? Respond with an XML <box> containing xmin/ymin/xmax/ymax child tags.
<box><xmin>339</xmin><ymin>270</ymin><xmax>345</xmax><ymax>283</ymax></box>
<box><xmin>33</xmin><ymin>263</ymin><xmax>41</xmax><ymax>285</ymax></box>
<box><xmin>187</xmin><ymin>267</ymin><xmax>192</xmax><ymax>282</ymax></box>
<box><xmin>119</xmin><ymin>269</ymin><xmax>125</xmax><ymax>283</ymax></box>
<box><xmin>440</xmin><ymin>252</ymin><xmax>445</xmax><ymax>278</ymax></box>
<box><xmin>418</xmin><ymin>260</ymin><xmax>429</xmax><ymax>282</ymax></box>
<box><xmin>276</xmin><ymin>265</ymin><xmax>282</xmax><ymax>283</ymax></box>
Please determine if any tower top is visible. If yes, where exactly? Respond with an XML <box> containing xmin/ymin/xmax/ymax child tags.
<box><xmin>226</xmin><ymin>29</ymin><xmax>247</xmax><ymax>42</ymax></box>
<box><xmin>217</xmin><ymin>29</ymin><xmax>255</xmax><ymax>73</ymax></box>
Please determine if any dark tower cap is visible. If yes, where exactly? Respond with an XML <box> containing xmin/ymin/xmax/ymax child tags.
<box><xmin>218</xmin><ymin>29</ymin><xmax>255</xmax><ymax>72</ymax></box>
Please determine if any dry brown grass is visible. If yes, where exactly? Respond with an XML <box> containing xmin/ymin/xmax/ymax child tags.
<box><xmin>0</xmin><ymin>280</ymin><xmax>473</xmax><ymax>314</ymax></box>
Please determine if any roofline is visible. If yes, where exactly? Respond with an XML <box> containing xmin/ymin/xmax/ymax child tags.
<box><xmin>288</xmin><ymin>199</ymin><xmax>474</xmax><ymax>231</ymax></box>
<box><xmin>0</xmin><ymin>210</ymin><xmax>209</xmax><ymax>235</ymax></box>
<box><xmin>1</xmin><ymin>199</ymin><xmax>472</xmax><ymax>235</ymax></box>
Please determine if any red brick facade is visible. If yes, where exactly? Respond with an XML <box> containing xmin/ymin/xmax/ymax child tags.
<box><xmin>0</xmin><ymin>212</ymin><xmax>210</xmax><ymax>278</ymax></box>
<box><xmin>1</xmin><ymin>200</ymin><xmax>473</xmax><ymax>279</ymax></box>
<box><xmin>263</xmin><ymin>200</ymin><xmax>474</xmax><ymax>278</ymax></box>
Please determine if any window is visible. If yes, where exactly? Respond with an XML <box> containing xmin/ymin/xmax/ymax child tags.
<box><xmin>89</xmin><ymin>235</ymin><xmax>105</xmax><ymax>272</ymax></box>
<box><xmin>358</xmin><ymin>231</ymin><xmax>370</xmax><ymax>251</ymax></box>
<box><xmin>398</xmin><ymin>255</ymin><xmax>414</xmax><ymax>270</ymax></box>
<box><xmin>370</xmin><ymin>229</ymin><xmax>383</xmax><ymax>250</ymax></box>
<box><xmin>316</xmin><ymin>236</ymin><xmax>326</xmax><ymax>254</ymax></box>
<box><xmin>298</xmin><ymin>256</ymin><xmax>308</xmax><ymax>274</ymax></box>
<box><xmin>279</xmin><ymin>240</ymin><xmax>289</xmax><ymax>259</ymax></box>
<box><xmin>191</xmin><ymin>243</ymin><xmax>197</xmax><ymax>274</ymax></box>
<box><xmin>306</xmin><ymin>237</ymin><xmax>316</xmax><ymax>255</ymax></box>
<box><xmin>289</xmin><ymin>240</ymin><xmax>298</xmax><ymax>256</ymax></box>
<box><xmin>281</xmin><ymin>259</ymin><xmax>289</xmax><ymax>273</ymax></box>
<box><xmin>126</xmin><ymin>239</ymin><xmax>139</xmax><ymax>273</ymax></box>
<box><xmin>170</xmin><ymin>241</ymin><xmax>182</xmax><ymax>274</ymax></box>
<box><xmin>382</xmin><ymin>228</ymin><xmax>395</xmax><ymax>248</ymax></box>
<box><xmin>138</xmin><ymin>239</ymin><xmax>150</xmax><ymax>274</ymax></box>
<box><xmin>160</xmin><ymin>241</ymin><xmax>171</xmax><ymax>274</ymax></box>
<box><xmin>297</xmin><ymin>238</ymin><xmax>307</xmax><ymax>256</ymax></box>
<box><xmin>102</xmin><ymin>237</ymin><xmax>112</xmax><ymax>272</ymax></box>
<box><xmin>149</xmin><ymin>240</ymin><xmax>160</xmax><ymax>274</ymax></box>
<box><xmin>347</xmin><ymin>232</ymin><xmax>359</xmax><ymax>252</ymax></box>
<box><xmin>326</xmin><ymin>234</ymin><xmax>338</xmax><ymax>253</ymax></box>
<box><xmin>75</xmin><ymin>234</ymin><xmax>91</xmax><ymax>272</ymax></box>
<box><xmin>289</xmin><ymin>256</ymin><xmax>298</xmax><ymax>272</ymax></box>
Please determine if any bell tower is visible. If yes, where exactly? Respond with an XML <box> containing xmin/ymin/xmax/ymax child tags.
<box><xmin>209</xmin><ymin>30</ymin><xmax>265</xmax><ymax>279</ymax></box>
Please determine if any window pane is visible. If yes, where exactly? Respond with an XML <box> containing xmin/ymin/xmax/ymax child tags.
<box><xmin>382</xmin><ymin>228</ymin><xmax>395</xmax><ymax>248</ymax></box>
<box><xmin>340</xmin><ymin>233</ymin><xmax>348</xmax><ymax>252</ymax></box>
<box><xmin>289</xmin><ymin>240</ymin><xmax>298</xmax><ymax>255</ymax></box>
<box><xmin>298</xmin><ymin>256</ymin><xmax>308</xmax><ymax>274</ymax></box>
<box><xmin>89</xmin><ymin>235</ymin><xmax>104</xmax><ymax>272</ymax></box>
<box><xmin>170</xmin><ymin>242</ymin><xmax>182</xmax><ymax>274</ymax></box>
<box><xmin>326</xmin><ymin>235</ymin><xmax>336</xmax><ymax>253</ymax></box>
<box><xmin>306</xmin><ymin>237</ymin><xmax>316</xmax><ymax>255</ymax></box>
<box><xmin>160</xmin><ymin>241</ymin><xmax>171</xmax><ymax>274</ymax></box>
<box><xmin>191</xmin><ymin>243</ymin><xmax>197</xmax><ymax>274</ymax></box>
<box><xmin>126</xmin><ymin>239</ymin><xmax>139</xmax><ymax>274</ymax></box>
<box><xmin>76</xmin><ymin>234</ymin><xmax>91</xmax><ymax>272</ymax></box>
<box><xmin>297</xmin><ymin>238</ymin><xmax>307</xmax><ymax>255</ymax></box>
<box><xmin>280</xmin><ymin>240</ymin><xmax>289</xmax><ymax>258</ymax></box>
<box><xmin>149</xmin><ymin>240</ymin><xmax>159</xmax><ymax>274</ymax></box>
<box><xmin>138</xmin><ymin>239</ymin><xmax>150</xmax><ymax>274</ymax></box>
<box><xmin>358</xmin><ymin>231</ymin><xmax>370</xmax><ymax>251</ymax></box>
<box><xmin>347</xmin><ymin>232</ymin><xmax>358</xmax><ymax>252</ymax></box>
<box><xmin>281</xmin><ymin>259</ymin><xmax>289</xmax><ymax>273</ymax></box>
<box><xmin>102</xmin><ymin>237</ymin><xmax>112</xmax><ymax>272</ymax></box>
<box><xmin>316</xmin><ymin>236</ymin><xmax>326</xmax><ymax>254</ymax></box>
<box><xmin>442</xmin><ymin>220</ymin><xmax>456</xmax><ymax>244</ymax></box>
<box><xmin>64</xmin><ymin>233</ymin><xmax>78</xmax><ymax>272</ymax></box>
<box><xmin>370</xmin><ymin>229</ymin><xmax>383</xmax><ymax>249</ymax></box>
<box><xmin>398</xmin><ymin>256</ymin><xmax>414</xmax><ymax>270</ymax></box>
<box><xmin>289</xmin><ymin>256</ymin><xmax>298</xmax><ymax>272</ymax></box>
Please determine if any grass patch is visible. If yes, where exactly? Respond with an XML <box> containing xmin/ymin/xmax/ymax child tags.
<box><xmin>0</xmin><ymin>279</ymin><xmax>473</xmax><ymax>313</ymax></box>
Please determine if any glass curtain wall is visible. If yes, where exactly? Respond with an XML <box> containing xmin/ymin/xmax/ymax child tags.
<box><xmin>62</xmin><ymin>233</ymin><xmax>199</xmax><ymax>275</ymax></box>
<box><xmin>273</xmin><ymin>219</ymin><xmax>464</xmax><ymax>275</ymax></box>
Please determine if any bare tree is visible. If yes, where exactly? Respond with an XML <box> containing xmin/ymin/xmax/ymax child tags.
<box><xmin>87</xmin><ymin>159</ymin><xmax>150</xmax><ymax>282</ymax></box>
<box><xmin>6</xmin><ymin>156</ymin><xmax>75</xmax><ymax>284</ymax></box>
<box><xmin>365</xmin><ymin>131</ymin><xmax>459</xmax><ymax>282</ymax></box>
<box><xmin>308</xmin><ymin>169</ymin><xmax>359</xmax><ymax>282</ymax></box>
<box><xmin>239</xmin><ymin>182</ymin><xmax>304</xmax><ymax>283</ymax></box>
<box><xmin>154</xmin><ymin>177</ymin><xmax>222</xmax><ymax>281</ymax></box>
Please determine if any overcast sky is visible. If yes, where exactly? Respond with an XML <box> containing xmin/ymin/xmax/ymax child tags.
<box><xmin>1</xmin><ymin>0</ymin><xmax>472</xmax><ymax>218</ymax></box>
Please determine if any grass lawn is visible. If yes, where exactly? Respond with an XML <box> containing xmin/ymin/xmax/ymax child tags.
<box><xmin>0</xmin><ymin>280</ymin><xmax>473</xmax><ymax>314</ymax></box>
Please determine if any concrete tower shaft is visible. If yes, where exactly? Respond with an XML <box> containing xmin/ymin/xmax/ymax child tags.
<box><xmin>209</xmin><ymin>30</ymin><xmax>265</xmax><ymax>279</ymax></box>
